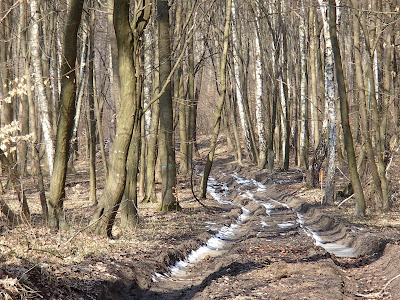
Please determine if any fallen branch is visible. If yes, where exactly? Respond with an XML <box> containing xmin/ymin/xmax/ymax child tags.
<box><xmin>355</xmin><ymin>273</ymin><xmax>400</xmax><ymax>298</ymax></box>
<box><xmin>338</xmin><ymin>194</ymin><xmax>354</xmax><ymax>208</ymax></box>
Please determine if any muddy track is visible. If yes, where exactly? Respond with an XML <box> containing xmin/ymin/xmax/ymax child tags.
<box><xmin>106</xmin><ymin>164</ymin><xmax>400</xmax><ymax>299</ymax></box>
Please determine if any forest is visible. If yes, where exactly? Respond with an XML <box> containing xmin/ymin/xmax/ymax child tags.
<box><xmin>0</xmin><ymin>0</ymin><xmax>400</xmax><ymax>299</ymax></box>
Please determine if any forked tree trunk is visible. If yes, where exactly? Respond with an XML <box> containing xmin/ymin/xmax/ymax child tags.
<box><xmin>200</xmin><ymin>0</ymin><xmax>232</xmax><ymax>198</ymax></box>
<box><xmin>352</xmin><ymin>0</ymin><xmax>386</xmax><ymax>211</ymax></box>
<box><xmin>91</xmin><ymin>0</ymin><xmax>151</xmax><ymax>237</ymax></box>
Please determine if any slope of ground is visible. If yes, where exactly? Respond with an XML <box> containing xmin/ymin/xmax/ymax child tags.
<box><xmin>0</xmin><ymin>142</ymin><xmax>400</xmax><ymax>299</ymax></box>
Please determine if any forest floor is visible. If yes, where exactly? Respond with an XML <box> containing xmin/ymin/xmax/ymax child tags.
<box><xmin>1</xmin><ymin>139</ymin><xmax>400</xmax><ymax>299</ymax></box>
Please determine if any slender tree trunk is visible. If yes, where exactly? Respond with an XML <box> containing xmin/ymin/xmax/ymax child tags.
<box><xmin>88</xmin><ymin>2</ymin><xmax>97</xmax><ymax>204</ymax></box>
<box><xmin>48</xmin><ymin>0</ymin><xmax>85</xmax><ymax>230</ymax></box>
<box><xmin>157</xmin><ymin>0</ymin><xmax>180</xmax><ymax>211</ymax></box>
<box><xmin>309</xmin><ymin>3</ymin><xmax>319</xmax><ymax>149</ymax></box>
<box><xmin>318</xmin><ymin>0</ymin><xmax>336</xmax><ymax>204</ymax></box>
<box><xmin>200</xmin><ymin>0</ymin><xmax>232</xmax><ymax>198</ymax></box>
<box><xmin>298</xmin><ymin>0</ymin><xmax>309</xmax><ymax>169</ymax></box>
<box><xmin>107</xmin><ymin>0</ymin><xmax>120</xmax><ymax>141</ymax></box>
<box><xmin>187</xmin><ymin>6</ymin><xmax>196</xmax><ymax>172</ymax></box>
<box><xmin>231</xmin><ymin>0</ymin><xmax>258</xmax><ymax>163</ymax></box>
<box><xmin>329</xmin><ymin>0</ymin><xmax>365</xmax><ymax>216</ymax></box>
<box><xmin>20</xmin><ymin>0</ymin><xmax>48</xmax><ymax>223</ymax></box>
<box><xmin>254</xmin><ymin>3</ymin><xmax>267</xmax><ymax>169</ymax></box>
<box><xmin>29</xmin><ymin>0</ymin><xmax>55</xmax><ymax>176</ymax></box>
<box><xmin>144</xmin><ymin>33</ymin><xmax>160</xmax><ymax>203</ymax></box>
<box><xmin>18</xmin><ymin>1</ymin><xmax>29</xmax><ymax>177</ymax></box>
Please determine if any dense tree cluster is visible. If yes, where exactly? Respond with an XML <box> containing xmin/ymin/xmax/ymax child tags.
<box><xmin>0</xmin><ymin>0</ymin><xmax>399</xmax><ymax>237</ymax></box>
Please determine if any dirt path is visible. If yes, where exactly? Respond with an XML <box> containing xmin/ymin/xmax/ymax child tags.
<box><xmin>121</xmin><ymin>163</ymin><xmax>400</xmax><ymax>300</ymax></box>
<box><xmin>2</xmin><ymin>152</ymin><xmax>400</xmax><ymax>299</ymax></box>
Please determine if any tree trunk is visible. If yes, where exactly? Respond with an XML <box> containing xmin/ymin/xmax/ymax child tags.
<box><xmin>200</xmin><ymin>0</ymin><xmax>232</xmax><ymax>198</ymax></box>
<box><xmin>29</xmin><ymin>0</ymin><xmax>55</xmax><ymax>176</ymax></box>
<box><xmin>91</xmin><ymin>0</ymin><xmax>151</xmax><ymax>237</ymax></box>
<box><xmin>231</xmin><ymin>0</ymin><xmax>258</xmax><ymax>163</ymax></box>
<box><xmin>298</xmin><ymin>0</ymin><xmax>309</xmax><ymax>169</ymax></box>
<box><xmin>318</xmin><ymin>0</ymin><xmax>336</xmax><ymax>205</ymax></box>
<box><xmin>254</xmin><ymin>3</ymin><xmax>267</xmax><ymax>169</ymax></box>
<box><xmin>157</xmin><ymin>0</ymin><xmax>180</xmax><ymax>211</ymax></box>
<box><xmin>309</xmin><ymin>2</ymin><xmax>319</xmax><ymax>149</ymax></box>
<box><xmin>48</xmin><ymin>0</ymin><xmax>84</xmax><ymax>230</ymax></box>
<box><xmin>329</xmin><ymin>0</ymin><xmax>365</xmax><ymax>216</ymax></box>
<box><xmin>88</xmin><ymin>2</ymin><xmax>97</xmax><ymax>204</ymax></box>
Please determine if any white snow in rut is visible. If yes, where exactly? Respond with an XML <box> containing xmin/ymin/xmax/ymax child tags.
<box><xmin>152</xmin><ymin>173</ymin><xmax>357</xmax><ymax>282</ymax></box>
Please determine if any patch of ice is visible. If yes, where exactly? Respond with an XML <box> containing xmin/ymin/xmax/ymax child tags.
<box><xmin>207</xmin><ymin>177</ymin><xmax>232</xmax><ymax>205</ymax></box>
<box><xmin>159</xmin><ymin>204</ymin><xmax>251</xmax><ymax>279</ymax></box>
<box><xmin>261</xmin><ymin>203</ymin><xmax>275</xmax><ymax>216</ymax></box>
<box><xmin>277</xmin><ymin>222</ymin><xmax>295</xmax><ymax>228</ymax></box>
<box><xmin>232</xmin><ymin>173</ymin><xmax>267</xmax><ymax>192</ymax></box>
<box><xmin>296</xmin><ymin>212</ymin><xmax>357</xmax><ymax>258</ymax></box>
<box><xmin>268</xmin><ymin>198</ymin><xmax>291</xmax><ymax>209</ymax></box>
<box><xmin>261</xmin><ymin>221</ymin><xmax>270</xmax><ymax>227</ymax></box>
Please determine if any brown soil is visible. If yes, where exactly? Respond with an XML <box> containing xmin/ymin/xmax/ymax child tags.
<box><xmin>1</xmin><ymin>143</ymin><xmax>400</xmax><ymax>299</ymax></box>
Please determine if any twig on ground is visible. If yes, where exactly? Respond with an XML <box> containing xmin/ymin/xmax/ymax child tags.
<box><xmin>355</xmin><ymin>273</ymin><xmax>400</xmax><ymax>298</ymax></box>
<box><xmin>337</xmin><ymin>166</ymin><xmax>350</xmax><ymax>181</ymax></box>
<box><xmin>386</xmin><ymin>146</ymin><xmax>400</xmax><ymax>177</ymax></box>
<box><xmin>191</xmin><ymin>163</ymin><xmax>207</xmax><ymax>208</ymax></box>
<box><xmin>338</xmin><ymin>194</ymin><xmax>354</xmax><ymax>208</ymax></box>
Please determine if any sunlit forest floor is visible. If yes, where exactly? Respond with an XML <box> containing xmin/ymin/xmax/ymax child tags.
<box><xmin>1</xmin><ymin>137</ymin><xmax>400</xmax><ymax>299</ymax></box>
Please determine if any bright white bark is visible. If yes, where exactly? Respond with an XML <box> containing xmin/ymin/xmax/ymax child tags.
<box><xmin>279</xmin><ymin>75</ymin><xmax>287</xmax><ymax>155</ymax></box>
<box><xmin>373</xmin><ymin>49</ymin><xmax>379</xmax><ymax>103</ymax></box>
<box><xmin>72</xmin><ymin>17</ymin><xmax>89</xmax><ymax>145</ymax></box>
<box><xmin>318</xmin><ymin>0</ymin><xmax>337</xmax><ymax>203</ymax></box>
<box><xmin>299</xmin><ymin>0</ymin><xmax>308</xmax><ymax>168</ymax></box>
<box><xmin>29</xmin><ymin>0</ymin><xmax>55</xmax><ymax>175</ymax></box>
<box><xmin>143</xmin><ymin>25</ymin><xmax>153</xmax><ymax>138</ymax></box>
<box><xmin>254</xmin><ymin>3</ymin><xmax>266</xmax><ymax>168</ymax></box>
<box><xmin>231</xmin><ymin>0</ymin><xmax>253</xmax><ymax>161</ymax></box>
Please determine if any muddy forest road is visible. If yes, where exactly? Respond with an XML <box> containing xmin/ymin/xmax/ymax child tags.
<box><xmin>118</xmin><ymin>163</ymin><xmax>400</xmax><ymax>300</ymax></box>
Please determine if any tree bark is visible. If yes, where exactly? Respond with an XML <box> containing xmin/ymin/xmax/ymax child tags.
<box><xmin>91</xmin><ymin>0</ymin><xmax>151</xmax><ymax>237</ymax></box>
<box><xmin>200</xmin><ymin>0</ymin><xmax>232</xmax><ymax>198</ymax></box>
<box><xmin>318</xmin><ymin>0</ymin><xmax>336</xmax><ymax>205</ymax></box>
<box><xmin>157</xmin><ymin>0</ymin><xmax>180</xmax><ymax>211</ymax></box>
<box><xmin>329</xmin><ymin>0</ymin><xmax>365</xmax><ymax>216</ymax></box>
<box><xmin>48</xmin><ymin>0</ymin><xmax>84</xmax><ymax>230</ymax></box>
<box><xmin>29</xmin><ymin>0</ymin><xmax>55</xmax><ymax>176</ymax></box>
